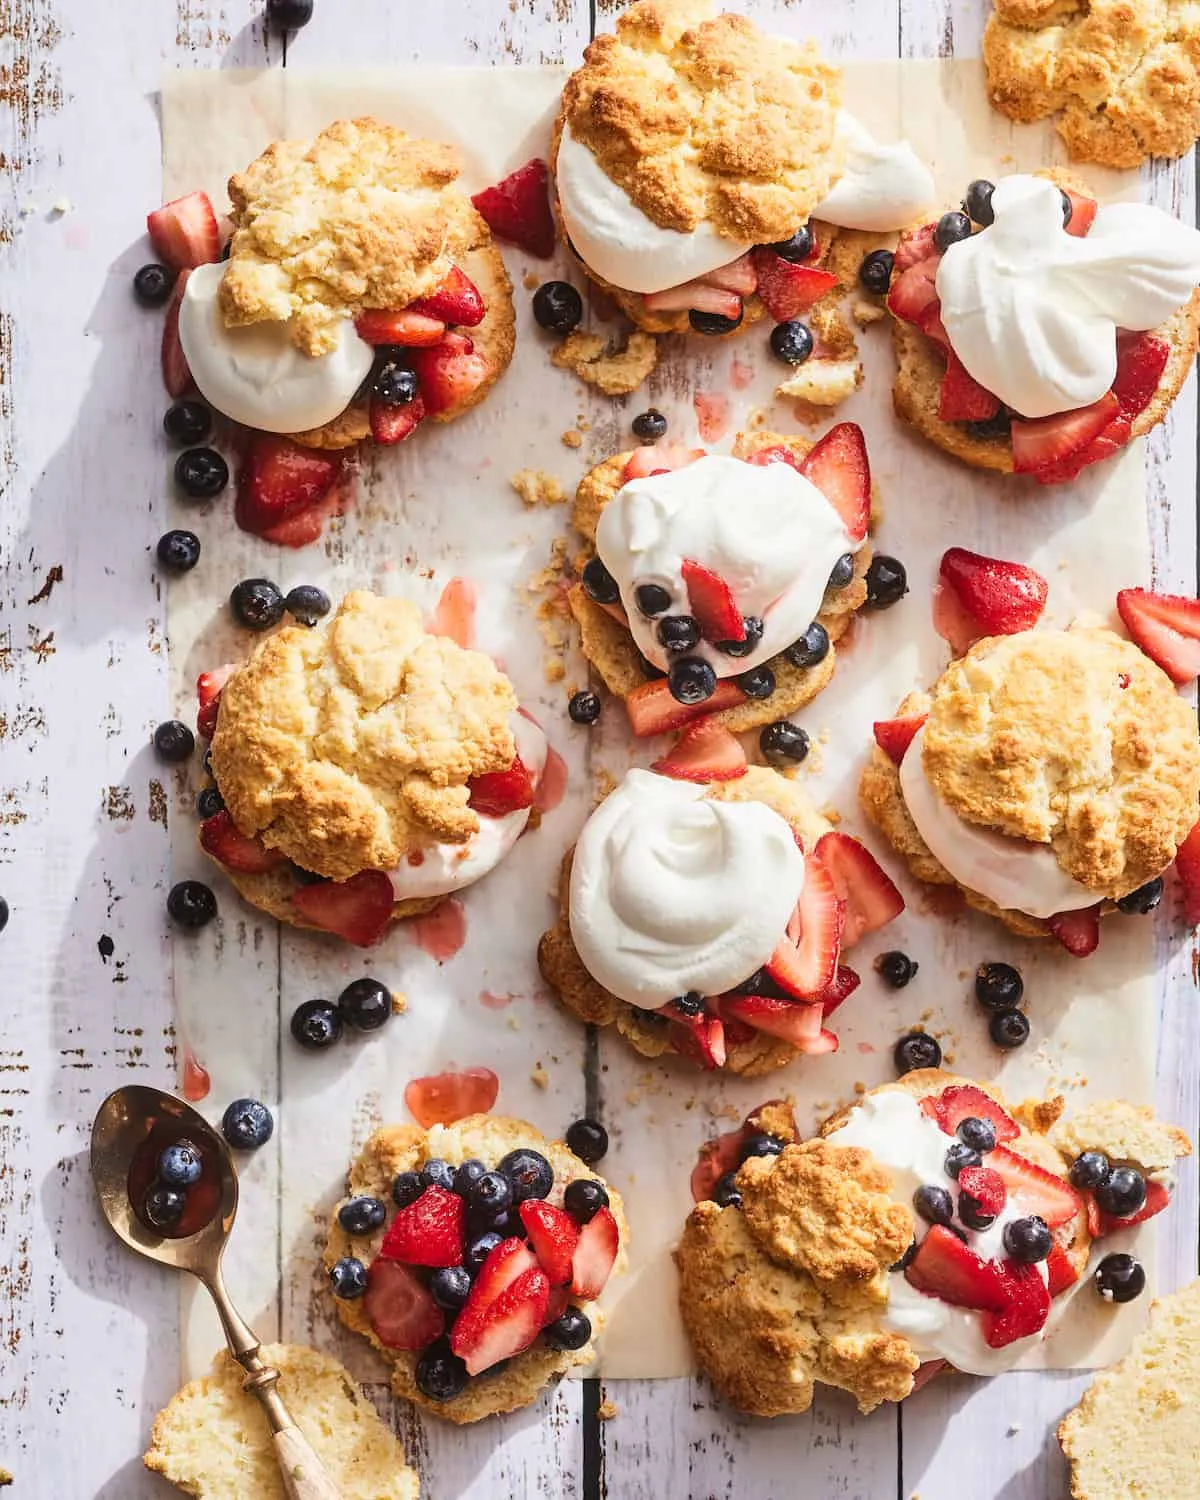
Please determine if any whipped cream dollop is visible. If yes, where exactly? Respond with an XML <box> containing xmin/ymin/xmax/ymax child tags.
<box><xmin>388</xmin><ymin>715</ymin><xmax>546</xmax><ymax>902</ymax></box>
<box><xmin>595</xmin><ymin>455</ymin><xmax>857</xmax><ymax>676</ymax></box>
<box><xmin>178</xmin><ymin>262</ymin><xmax>375</xmax><ymax>433</ymax></box>
<box><xmin>813</xmin><ymin>112</ymin><xmax>935</xmax><ymax>232</ymax></box>
<box><xmin>568</xmin><ymin>769</ymin><xmax>805</xmax><ymax>1009</ymax></box>
<box><xmin>937</xmin><ymin>175</ymin><xmax>1200</xmax><ymax>419</ymax></box>
<box><xmin>827</xmin><ymin>1091</ymin><xmax>1052</xmax><ymax>1376</ymax></box>
<box><xmin>898</xmin><ymin>726</ymin><xmax>1099</xmax><ymax>920</ymax></box>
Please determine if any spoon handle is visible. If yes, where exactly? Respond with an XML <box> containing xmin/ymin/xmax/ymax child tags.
<box><xmin>272</xmin><ymin>1425</ymin><xmax>345</xmax><ymax>1500</ymax></box>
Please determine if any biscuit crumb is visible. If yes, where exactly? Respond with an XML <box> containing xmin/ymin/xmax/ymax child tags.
<box><xmin>777</xmin><ymin>356</ymin><xmax>861</xmax><ymax>410</ymax></box>
<box><xmin>523</xmin><ymin>271</ymin><xmax>541</xmax><ymax>290</ymax></box>
<box><xmin>597</xmin><ymin>1398</ymin><xmax>618</xmax><ymax>1420</ymax></box>
<box><xmin>552</xmin><ymin>330</ymin><xmax>658</xmax><ymax>396</ymax></box>
<box><xmin>853</xmin><ymin>299</ymin><xmax>886</xmax><ymax>326</ymax></box>
<box><xmin>391</xmin><ymin>992</ymin><xmax>408</xmax><ymax>1016</ymax></box>
<box><xmin>511</xmin><ymin>469</ymin><xmax>566</xmax><ymax>508</ymax></box>
<box><xmin>562</xmin><ymin>429</ymin><xmax>583</xmax><ymax>449</ymax></box>
<box><xmin>506</xmin><ymin>1014</ymin><xmax>521</xmax><ymax>1031</ymax></box>
<box><xmin>531</xmin><ymin>1061</ymin><xmax>549</xmax><ymax>1090</ymax></box>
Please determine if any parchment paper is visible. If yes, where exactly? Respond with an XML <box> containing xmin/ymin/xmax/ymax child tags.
<box><xmin>163</xmin><ymin>60</ymin><xmax>1164</xmax><ymax>1385</ymax></box>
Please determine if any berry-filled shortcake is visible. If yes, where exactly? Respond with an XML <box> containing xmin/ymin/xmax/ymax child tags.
<box><xmin>324</xmin><ymin>1115</ymin><xmax>626</xmax><ymax>1422</ymax></box>
<box><xmin>886</xmin><ymin>171</ymin><xmax>1200</xmax><ymax>482</ymax></box>
<box><xmin>538</xmin><ymin>765</ymin><xmax>904</xmax><ymax>1074</ymax></box>
<box><xmin>194</xmin><ymin>591</ymin><xmax>547</xmax><ymax>946</ymax></box>
<box><xmin>550</xmin><ymin>0</ymin><xmax>934</xmax><ymax>341</ymax></box>
<box><xmin>677</xmin><ymin>1078</ymin><xmax>1191</xmax><ymax>1416</ymax></box>
<box><xmin>567</xmin><ymin>423</ymin><xmax>893</xmax><ymax>736</ymax></box>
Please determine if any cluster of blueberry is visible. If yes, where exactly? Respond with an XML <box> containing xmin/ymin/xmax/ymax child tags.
<box><xmin>891</xmin><ymin>961</ymin><xmax>1034</xmax><ymax>1076</ymax></box>
<box><xmin>914</xmin><ymin>1115</ymin><xmax>1052</xmax><ymax>1256</ymax></box>
<box><xmin>141</xmin><ymin>1138</ymin><xmax>207</xmax><ymax>1231</ymax></box>
<box><xmin>289</xmin><ymin>978</ymin><xmax>396</xmax><ymax>1049</ymax></box>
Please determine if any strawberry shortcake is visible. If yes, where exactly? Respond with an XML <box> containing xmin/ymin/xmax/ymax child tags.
<box><xmin>194</xmin><ymin>591</ymin><xmax>546</xmax><ymax>946</ymax></box>
<box><xmin>323</xmin><ymin>1114</ymin><xmax>626</xmax><ymax>1421</ymax></box>
<box><xmin>677</xmin><ymin>1078</ymin><xmax>1191</xmax><ymax>1416</ymax></box>
<box><xmin>886</xmin><ymin>172</ymin><xmax>1200</xmax><ymax>482</ymax></box>
<box><xmin>538</xmin><ymin>765</ymin><xmax>904</xmax><ymax>1074</ymax></box>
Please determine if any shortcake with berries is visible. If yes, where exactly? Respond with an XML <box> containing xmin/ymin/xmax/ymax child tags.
<box><xmin>567</xmin><ymin>423</ymin><xmax>897</xmax><ymax>735</ymax></box>
<box><xmin>678</xmin><ymin>1079</ymin><xmax>1191</xmax><ymax>1416</ymax></box>
<box><xmin>324</xmin><ymin>1114</ymin><xmax>626</xmax><ymax>1421</ymax></box>
<box><xmin>538</xmin><ymin>764</ymin><xmax>904</xmax><ymax>1074</ymax></box>
<box><xmin>886</xmin><ymin>172</ymin><xmax>1200</xmax><ymax>482</ymax></box>
<box><xmin>194</xmin><ymin>591</ymin><xmax>547</xmax><ymax>946</ymax></box>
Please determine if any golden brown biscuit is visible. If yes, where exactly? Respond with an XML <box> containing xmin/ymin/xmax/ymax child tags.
<box><xmin>324</xmin><ymin>1114</ymin><xmax>627</xmax><ymax>1423</ymax></box>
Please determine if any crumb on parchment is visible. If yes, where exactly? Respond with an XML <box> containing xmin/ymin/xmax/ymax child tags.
<box><xmin>511</xmin><ymin>469</ymin><xmax>566</xmax><ymax>508</ymax></box>
<box><xmin>551</xmin><ymin>329</ymin><xmax>658</xmax><ymax>396</ymax></box>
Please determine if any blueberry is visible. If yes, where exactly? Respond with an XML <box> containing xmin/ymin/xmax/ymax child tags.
<box><xmin>175</xmin><ymin>447</ymin><xmax>229</xmax><ymax>500</ymax></box>
<box><xmin>134</xmin><ymin>263</ymin><xmax>173</xmax><ymax>307</ymax></box>
<box><xmin>891</xmin><ymin>1240</ymin><xmax>919</xmax><ymax>1272</ymax></box>
<box><xmin>712</xmin><ymin>1171</ymin><xmax>742</xmax><ymax>1209</ymax></box>
<box><xmin>957</xmin><ymin>1117</ymin><xmax>997</xmax><ymax>1154</ymax></box>
<box><xmin>429</xmin><ymin>1265</ymin><xmax>473</xmax><ymax>1311</ymax></box>
<box><xmin>373</xmin><ymin>361</ymin><xmax>419</xmax><ymax>406</ymax></box>
<box><xmin>958</xmin><ymin>1198</ymin><xmax>995</xmax><ymax>1232</ymax></box>
<box><xmin>1003</xmin><ymin>1215</ymin><xmax>1052</xmax><ymax>1263</ymax></box>
<box><xmin>989</xmin><ymin>1009</ymin><xmax>1030</xmax><ymax>1049</ymax></box>
<box><xmin>144</xmin><ymin>1185</ymin><xmax>186</xmax><ymax>1229</ymax></box>
<box><xmin>0</xmin><ymin>898</ymin><xmax>8</xmax><ymax>933</ymax></box>
<box><xmin>167</xmin><ymin>880</ymin><xmax>217</xmax><ymax>929</ymax></box>
<box><xmin>532</xmin><ymin>280</ymin><xmax>583</xmax><ymax>334</ymax></box>
<box><xmin>163</xmin><ymin>400</ymin><xmax>212</xmax><ymax>447</ymax></box>
<box><xmin>1069</xmin><ymin>1150</ymin><xmax>1111</xmax><ymax>1191</ymax></box>
<box><xmin>568</xmin><ymin>690</ymin><xmax>602</xmax><ymax>725</ymax></box>
<box><xmin>635</xmin><ymin>583</ymin><xmax>672</xmax><ymax>617</ymax></box>
<box><xmin>563</xmin><ymin>1177</ymin><xmax>609</xmax><ymax>1224</ymax></box>
<box><xmin>1094</xmin><ymin>1252</ymin><xmax>1145</xmax><ymax>1304</ymax></box>
<box><xmin>284</xmin><ymin>584</ymin><xmax>331</xmax><ymax>628</ymax></box>
<box><xmin>667</xmin><ymin>656</ymin><xmax>717</xmax><ymax>705</ymax></box>
<box><xmin>565</xmin><ymin>1118</ymin><xmax>609</xmax><ymax>1164</ymax></box>
<box><xmin>966</xmin><ymin>410</ymin><xmax>1011</xmax><ymax>440</ymax></box>
<box><xmin>221</xmin><ymin>1097</ymin><xmax>274</xmax><ymax>1151</ymax></box>
<box><xmin>913</xmin><ymin>1184</ymin><xmax>954</xmax><ymax>1226</ymax></box>
<box><xmin>156</xmin><ymin>529</ymin><xmax>201</xmax><ymax>573</ymax></box>
<box><xmin>769</xmin><ymin>320</ymin><xmax>814</xmax><ymax>365</ymax></box>
<box><xmin>632</xmin><ymin>409</ymin><xmax>667</xmax><ymax>441</ymax></box>
<box><xmin>894</xmin><ymin>1030</ymin><xmax>941</xmax><ymax>1075</ymax></box>
<box><xmin>581</xmin><ymin>557</ymin><xmax>620</xmax><ymax>606</ymax></box>
<box><xmin>464</xmin><ymin>1231</ymin><xmax>504</xmax><ymax>1274</ymax></box>
<box><xmin>266</xmin><ymin>0</ymin><xmax>315</xmax><ymax>29</ymax></box>
<box><xmin>716</xmin><ymin>616</ymin><xmax>765</xmax><ymax>658</ymax></box>
<box><xmin>421</xmin><ymin>1159</ymin><xmax>457</xmax><ymax>1193</ymax></box>
<box><xmin>153</xmin><ymin>720</ymin><xmax>195</xmax><ymax>764</ymax></box>
<box><xmin>499</xmin><ymin>1149</ymin><xmax>555</xmax><ymax>1204</ymax></box>
<box><xmin>230</xmin><ymin>578</ymin><xmax>286</xmax><ymax>631</ymax></box>
<box><xmin>415</xmin><ymin>1338</ymin><xmax>469</xmax><ymax>1402</ymax></box>
<box><xmin>759</xmin><ymin>720</ymin><xmax>809</xmax><ymax>767</ymax></box>
<box><xmin>158</xmin><ymin>1140</ymin><xmax>202</xmax><ymax>1188</ymax></box>
<box><xmin>739</xmin><ymin>1133</ymin><xmax>785</xmax><ymax>1163</ymax></box>
<box><xmin>337</xmin><ymin>977</ymin><xmax>392</xmax><ymax>1032</ymax></box>
<box><xmin>974</xmin><ymin>962</ymin><xmax>1024</xmax><ymax>1011</ymax></box>
<box><xmin>770</xmin><ymin>226</ymin><xmax>814</xmax><ymax>262</ymax></box>
<box><xmin>337</xmin><ymin>1195</ymin><xmax>387</xmax><ymax>1236</ymax></box>
<box><xmin>944</xmin><ymin>1142</ymin><xmax>981</xmax><ymax>1179</ymax></box>
<box><xmin>470</xmin><ymin>1171</ymin><xmax>513</xmax><ymax>1219</ymax></box>
<box><xmin>289</xmin><ymin>998</ymin><xmax>343</xmax><ymax>1050</ymax></box>
<box><xmin>934</xmin><ymin>210</ymin><xmax>973</xmax><ymax>251</ymax></box>
<box><xmin>690</xmin><ymin>306</ymin><xmax>744</xmax><ymax>335</ymax></box>
<box><xmin>783</xmin><ymin>622</ymin><xmax>830</xmax><ymax>669</ymax></box>
<box><xmin>858</xmin><ymin>249</ymin><xmax>895</xmax><ymax>294</ymax></box>
<box><xmin>658</xmin><ymin>615</ymin><xmax>700</xmax><ymax>653</ymax></box>
<box><xmin>392</xmin><ymin>1171</ymin><xmax>424</xmax><ymax>1208</ymax></box>
<box><xmin>1094</xmin><ymin>1166</ymin><xmax>1147</xmax><ymax>1219</ymax></box>
<box><xmin>1060</xmin><ymin>188</ymin><xmax>1074</xmax><ymax>227</ymax></box>
<box><xmin>543</xmin><ymin>1307</ymin><xmax>592</xmax><ymax>1350</ymax></box>
<box><xmin>1117</xmin><ymin>878</ymin><xmax>1164</xmax><ymax>915</ymax></box>
<box><xmin>963</xmin><ymin>179</ymin><xmax>996</xmax><ymax>227</ymax></box>
<box><xmin>329</xmin><ymin>1257</ymin><xmax>368</xmax><ymax>1299</ymax></box>
<box><xmin>864</xmin><ymin>555</ymin><xmax>908</xmax><ymax>609</ymax></box>
<box><xmin>826</xmin><ymin>552</ymin><xmax>856</xmax><ymax>591</ymax></box>
<box><xmin>291</xmin><ymin>865</ymin><xmax>326</xmax><ymax>886</ymax></box>
<box><xmin>670</xmin><ymin>991</ymin><xmax>704</xmax><ymax>1016</ymax></box>
<box><xmin>737</xmin><ymin>665</ymin><xmax>775</xmax><ymax>699</ymax></box>
<box><xmin>875</xmin><ymin>951</ymin><xmax>918</xmax><ymax>989</ymax></box>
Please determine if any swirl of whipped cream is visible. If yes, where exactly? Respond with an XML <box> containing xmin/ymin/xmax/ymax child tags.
<box><xmin>568</xmin><ymin>769</ymin><xmax>806</xmax><ymax>1008</ymax></box>
<box><xmin>179</xmin><ymin>263</ymin><xmax>375</xmax><ymax>433</ymax></box>
<box><xmin>595</xmin><ymin>455</ymin><xmax>858</xmax><ymax>676</ymax></box>
<box><xmin>812</xmin><ymin>112</ymin><xmax>935</xmax><ymax>232</ymax></box>
<box><xmin>898</xmin><ymin>726</ymin><xmax>1099</xmax><ymax>920</ymax></box>
<box><xmin>936</xmin><ymin>175</ymin><xmax>1200</xmax><ymax>419</ymax></box>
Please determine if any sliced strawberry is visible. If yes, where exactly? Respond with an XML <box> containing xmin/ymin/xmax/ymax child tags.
<box><xmin>370</xmin><ymin>392</ymin><xmax>426</xmax><ymax>446</ymax></box>
<box><xmin>643</xmin><ymin>282</ymin><xmax>744</xmax><ymax>317</ymax></box>
<box><xmin>681</xmin><ymin>559</ymin><xmax>744</xmax><ymax>643</ymax></box>
<box><xmin>621</xmin><ymin>443</ymin><xmax>705</xmax><ymax>483</ymax></box>
<box><xmin>893</xmin><ymin>223</ymin><xmax>940</xmax><ymax>273</ymax></box>
<box><xmin>195</xmin><ymin>665</ymin><xmax>233</xmax><ymax>740</ymax></box>
<box><xmin>795</xmin><ymin>422</ymin><xmax>871</xmax><ymax>543</ymax></box>
<box><xmin>1117</xmin><ymin>587</ymin><xmax>1200</xmax><ymax>685</ymax></box>
<box><xmin>699</xmin><ymin>253</ymin><xmax>758</xmax><ymax>295</ymax></box>
<box><xmin>410</xmin><ymin>265</ymin><xmax>486</xmax><ymax>327</ymax></box>
<box><xmin>988</xmin><ymin>1145</ymin><xmax>1081</xmax><ymax>1228</ymax></box>
<box><xmin>625</xmin><ymin>677</ymin><xmax>747</xmax><ymax>738</ymax></box>
<box><xmin>452</xmin><ymin>1263</ymin><xmax>551</xmax><ymax>1375</ymax></box>
<box><xmin>569</xmin><ymin>1206</ymin><xmax>619</xmax><ymax>1299</ymax></box>
<box><xmin>1112</xmin><ymin>331</ymin><xmax>1170</xmax><ymax>418</ymax></box>
<box><xmin>690</xmin><ymin>1128</ymin><xmax>747</xmax><ymax>1203</ymax></box>
<box><xmin>811</xmin><ymin>831</ymin><xmax>904</xmax><ymax>948</ymax></box>
<box><xmin>916</xmin><ymin>301</ymin><xmax>951</xmax><ymax>350</ymax></box>
<box><xmin>406</xmin><ymin>339</ymin><xmax>490</xmax><ymax>417</ymax></box>
<box><xmin>937</xmin><ymin>547</ymin><xmax>1048</xmax><ymax>657</ymax></box>
<box><xmin>958</xmin><ymin>1165</ymin><xmax>1007</xmax><ymax>1217</ymax></box>
<box><xmin>651</xmin><ymin>719</ymin><xmax>747</xmax><ymax>783</ymax></box>
<box><xmin>919</xmin><ymin>1085</ymin><xmax>1020</xmax><ymax>1144</ymax></box>
<box><xmin>1175</xmin><ymin>817</ymin><xmax>1200</xmax><ymax>925</ymax></box>
<box><xmin>199</xmin><ymin>810</ymin><xmax>286</xmax><ymax>875</ymax></box>
<box><xmin>379</xmin><ymin>1185</ymin><xmax>465</xmax><ymax>1268</ymax></box>
<box><xmin>291</xmin><ymin>870</ymin><xmax>394</xmax><ymax>947</ymax></box>
<box><xmin>363</xmin><ymin>1259</ymin><xmax>444</xmax><ymax>1351</ymax></box>
<box><xmin>766</xmin><ymin>862</ymin><xmax>844</xmax><ymax>998</ymax></box>
<box><xmin>886</xmin><ymin>257</ymin><xmax>940</xmax><ymax>326</ymax></box>
<box><xmin>1010</xmin><ymin>391</ymin><xmax>1121</xmax><ymax>475</ymax></box>
<box><xmin>905</xmin><ymin>1225</ymin><xmax>1009</xmax><ymax>1313</ymax></box>
<box><xmin>1096</xmin><ymin>1177</ymin><xmax>1170</xmax><ymax>1236</ymax></box>
<box><xmin>873</xmin><ymin>714</ymin><xmax>927</xmax><ymax>765</ymax></box>
<box><xmin>257</xmin><ymin>483</ymin><xmax>345</xmax><ymax>548</ymax></box>
<box><xmin>404</xmin><ymin>1067</ymin><xmax>499</xmax><ymax>1128</ymax></box>
<box><xmin>982</xmin><ymin>1259</ymin><xmax>1052</xmax><ymax>1347</ymax></box>
<box><xmin>162</xmin><ymin>270</ymin><xmax>193</xmax><ymax>398</ymax></box>
<box><xmin>720</xmin><ymin>993</ymin><xmax>826</xmax><ymax>1050</ymax></box>
<box><xmin>668</xmin><ymin>1010</ymin><xmax>727</xmax><ymax>1070</ymax></box>
<box><xmin>466</xmin><ymin>1238</ymin><xmax>539</xmax><ymax>1316</ymax></box>
<box><xmin>751</xmin><ymin>248</ymin><xmax>837</xmax><ymax>321</ymax></box>
<box><xmin>1048</xmin><ymin>906</ymin><xmax>1102</xmax><ymax>957</ymax></box>
<box><xmin>1083</xmin><ymin>1191</ymin><xmax>1103</xmax><ymax>1238</ymax></box>
<box><xmin>147</xmin><ymin>190</ymin><xmax>220</xmax><ymax>271</ymax></box>
<box><xmin>468</xmin><ymin>755</ymin><xmax>535</xmax><ymax>817</ymax></box>
<box><xmin>544</xmin><ymin>1284</ymin><xmax>571</xmax><ymax>1326</ymax></box>
<box><xmin>354</xmin><ymin>308</ymin><xmax>446</xmax><ymax>347</ymax></box>
<box><xmin>235</xmin><ymin>435</ymin><xmax>345</xmax><ymax>534</ymax></box>
<box><xmin>938</xmin><ymin>349</ymin><xmax>1000</xmax><ymax>422</ymax></box>
<box><xmin>817</xmin><ymin>964</ymin><xmax>860</xmax><ymax>1019</ymax></box>
<box><xmin>519</xmin><ymin>1200</ymin><xmax>579</xmax><ymax>1286</ymax></box>
<box><xmin>1046</xmin><ymin>1243</ymin><xmax>1081</xmax><ymax>1297</ymax></box>
<box><xmin>1062</xmin><ymin>190</ymin><xmax>1098</xmax><ymax>237</ymax></box>
<box><xmin>470</xmin><ymin>158</ymin><xmax>555</xmax><ymax>258</ymax></box>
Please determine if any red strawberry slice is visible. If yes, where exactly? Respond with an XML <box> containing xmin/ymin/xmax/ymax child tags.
<box><xmin>379</xmin><ymin>1185</ymin><xmax>465</xmax><ymax>1268</ymax></box>
<box><xmin>468</xmin><ymin>755</ymin><xmax>535</xmax><ymax>817</ymax></box>
<box><xmin>873</xmin><ymin>713</ymin><xmax>927</xmax><ymax>765</ymax></box>
<box><xmin>199</xmin><ymin>810</ymin><xmax>286</xmax><ymax>875</ymax></box>
<box><xmin>982</xmin><ymin>1258</ymin><xmax>1052</xmax><ymax>1347</ymax></box>
<box><xmin>893</xmin><ymin>222</ymin><xmax>940</xmax><ymax>273</ymax></box>
<box><xmin>1117</xmin><ymin>587</ymin><xmax>1200</xmax><ymax>684</ymax></box>
<box><xmin>235</xmin><ymin>435</ymin><xmax>345</xmax><ymax>534</ymax></box>
<box><xmin>719</xmin><ymin>993</ymin><xmax>826</xmax><ymax>1050</ymax></box>
<box><xmin>643</xmin><ymin>282</ymin><xmax>744</xmax><ymax>317</ymax></box>
<box><xmin>370</xmin><ymin>392</ymin><xmax>426</xmax><ymax>446</ymax></box>
<box><xmin>1083</xmin><ymin>1191</ymin><xmax>1103</xmax><ymax>1238</ymax></box>
<box><xmin>811</xmin><ymin>831</ymin><xmax>904</xmax><ymax>947</ymax></box>
<box><xmin>406</xmin><ymin>339</ymin><xmax>491</xmax><ymax>417</ymax></box>
<box><xmin>919</xmin><ymin>1084</ymin><xmax>1020</xmax><ymax>1143</ymax></box>
<box><xmin>936</xmin><ymin>547</ymin><xmax>1049</xmax><ymax>657</ymax></box>
<box><xmin>698</xmin><ymin>253</ymin><xmax>758</xmax><ymax>295</ymax></box>
<box><xmin>354</xmin><ymin>309</ymin><xmax>446</xmax><ymax>347</ymax></box>
<box><xmin>905</xmin><ymin>1224</ymin><xmax>1009</xmax><ymax>1312</ymax></box>
<box><xmin>162</xmin><ymin>270</ymin><xmax>193</xmax><ymax>398</ymax></box>
<box><xmin>958</xmin><ymin>1165</ymin><xmax>1007</xmax><ymax>1217</ymax></box>
<box><xmin>519</xmin><ymin>1200</ymin><xmax>579</xmax><ymax>1286</ymax></box>
<box><xmin>625</xmin><ymin>677</ymin><xmax>748</xmax><ymax>738</ymax></box>
<box><xmin>258</xmin><ymin>483</ymin><xmax>346</xmax><ymax>548</ymax></box>
<box><xmin>1175</xmin><ymin>817</ymin><xmax>1200</xmax><ymax>925</ymax></box>
<box><xmin>363</xmin><ymin>1259</ymin><xmax>445</xmax><ymax>1351</ymax></box>
<box><xmin>1048</xmin><ymin>905</ymin><xmax>1102</xmax><ymax>957</ymax></box>
<box><xmin>621</xmin><ymin>443</ymin><xmax>705</xmax><ymax>483</ymax></box>
<box><xmin>403</xmin><ymin>1067</ymin><xmax>499</xmax><ymax>1128</ymax></box>
<box><xmin>410</xmin><ymin>265</ymin><xmax>486</xmax><ymax>327</ymax></box>
<box><xmin>766</xmin><ymin>861</ymin><xmax>844</xmax><ymax>998</ymax></box>
<box><xmin>147</xmin><ymin>190</ymin><xmax>221</xmax><ymax>271</ymax></box>
<box><xmin>470</xmin><ymin>158</ymin><xmax>555</xmax><ymax>258</ymax></box>
<box><xmin>1062</xmin><ymin>189</ymin><xmax>1098</xmax><ymax>237</ymax></box>
<box><xmin>1112</xmin><ymin>331</ymin><xmax>1170</xmax><ymax>418</ymax></box>
<box><xmin>938</xmin><ymin>349</ymin><xmax>1000</xmax><ymax>422</ymax></box>
<box><xmin>195</xmin><ymin>666</ymin><xmax>233</xmax><ymax>740</ymax></box>
<box><xmin>988</xmin><ymin>1145</ymin><xmax>1082</xmax><ymax>1228</ymax></box>
<box><xmin>1046</xmin><ymin>1243</ymin><xmax>1080</xmax><ymax>1297</ymax></box>
<box><xmin>466</xmin><ymin>1238</ymin><xmax>539</xmax><ymax>1315</ymax></box>
<box><xmin>690</xmin><ymin>1128</ymin><xmax>747</xmax><ymax>1203</ymax></box>
<box><xmin>569</xmin><ymin>1206</ymin><xmax>619</xmax><ymax>1299</ymax></box>
<box><xmin>1096</xmin><ymin>1177</ymin><xmax>1170</xmax><ymax>1236</ymax></box>
<box><xmin>651</xmin><ymin>719</ymin><xmax>747</xmax><ymax>783</ymax></box>
<box><xmin>291</xmin><ymin>869</ymin><xmax>394</xmax><ymax>947</ymax></box>
<box><xmin>1010</xmin><ymin>391</ymin><xmax>1121</xmax><ymax>475</ymax></box>
<box><xmin>681</xmin><ymin>559</ymin><xmax>744</xmax><ymax>644</ymax></box>
<box><xmin>668</xmin><ymin>1010</ymin><xmax>727</xmax><ymax>1070</ymax></box>
<box><xmin>795</xmin><ymin>422</ymin><xmax>871</xmax><ymax>543</ymax></box>
<box><xmin>452</xmin><ymin>1263</ymin><xmax>551</xmax><ymax>1375</ymax></box>
<box><xmin>751</xmin><ymin>248</ymin><xmax>837</xmax><ymax>321</ymax></box>
<box><xmin>886</xmin><ymin>257</ymin><xmax>940</xmax><ymax>326</ymax></box>
<box><xmin>818</xmin><ymin>964</ymin><xmax>860</xmax><ymax>1019</ymax></box>
<box><xmin>544</xmin><ymin>1285</ymin><xmax>570</xmax><ymax>1326</ymax></box>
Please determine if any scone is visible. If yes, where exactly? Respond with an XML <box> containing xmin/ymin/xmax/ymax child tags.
<box><xmin>983</xmin><ymin>0</ymin><xmax>1200</xmax><ymax>169</ymax></box>
<box><xmin>567</xmin><ymin>423</ymin><xmax>884</xmax><ymax>737</ymax></box>
<box><xmin>143</xmin><ymin>1341</ymin><xmax>420</xmax><ymax>1499</ymax></box>
<box><xmin>677</xmin><ymin>1075</ymin><xmax>1191</xmax><ymax>1417</ymax></box>
<box><xmin>538</xmin><ymin>765</ymin><xmax>904</xmax><ymax>1075</ymax></box>
<box><xmin>860</xmin><ymin>624</ymin><xmax>1200</xmax><ymax>952</ymax></box>
<box><xmin>550</xmin><ymin>0</ymin><xmax>933</xmax><ymax>348</ymax></box>
<box><xmin>323</xmin><ymin>1114</ymin><xmax>626</xmax><ymax>1422</ymax></box>
<box><xmin>195</xmin><ymin>590</ymin><xmax>547</xmax><ymax>946</ymax></box>
<box><xmin>887</xmin><ymin>170</ymin><xmax>1200</xmax><ymax>482</ymax></box>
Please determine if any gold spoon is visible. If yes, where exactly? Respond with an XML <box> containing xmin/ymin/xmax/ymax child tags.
<box><xmin>91</xmin><ymin>1085</ymin><xmax>342</xmax><ymax>1500</ymax></box>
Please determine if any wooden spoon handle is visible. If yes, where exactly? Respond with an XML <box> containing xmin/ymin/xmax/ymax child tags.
<box><xmin>273</xmin><ymin>1425</ymin><xmax>344</xmax><ymax>1500</ymax></box>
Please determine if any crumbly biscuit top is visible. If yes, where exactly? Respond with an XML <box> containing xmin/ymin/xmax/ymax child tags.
<box><xmin>560</xmin><ymin>0</ymin><xmax>843</xmax><ymax>242</ymax></box>
<box><xmin>221</xmin><ymin>117</ymin><xmax>482</xmax><ymax>355</ymax></box>
<box><xmin>210</xmin><ymin>591</ymin><xmax>518</xmax><ymax>881</ymax></box>
<box><xmin>921</xmin><ymin>627</ymin><xmax>1200</xmax><ymax>898</ymax></box>
<box><xmin>1050</xmin><ymin>1099</ymin><xmax>1193</xmax><ymax>1177</ymax></box>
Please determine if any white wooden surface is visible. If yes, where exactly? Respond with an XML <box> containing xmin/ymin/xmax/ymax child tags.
<box><xmin>0</xmin><ymin>2</ymin><xmax>1195</xmax><ymax>1498</ymax></box>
